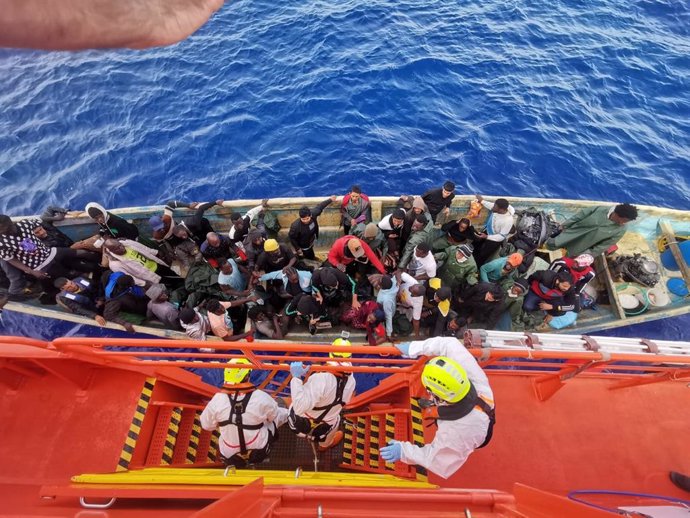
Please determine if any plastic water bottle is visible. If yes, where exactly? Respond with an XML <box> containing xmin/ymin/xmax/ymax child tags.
<box><xmin>467</xmin><ymin>200</ymin><xmax>482</xmax><ymax>219</ymax></box>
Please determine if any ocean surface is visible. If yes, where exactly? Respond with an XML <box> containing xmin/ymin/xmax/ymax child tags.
<box><xmin>0</xmin><ymin>0</ymin><xmax>689</xmax><ymax>343</ymax></box>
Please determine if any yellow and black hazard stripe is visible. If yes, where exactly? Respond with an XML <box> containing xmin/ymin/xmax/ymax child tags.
<box><xmin>116</xmin><ymin>377</ymin><xmax>156</xmax><ymax>472</ymax></box>
<box><xmin>342</xmin><ymin>419</ymin><xmax>354</xmax><ymax>464</ymax></box>
<box><xmin>161</xmin><ymin>407</ymin><xmax>183</xmax><ymax>465</ymax></box>
<box><xmin>410</xmin><ymin>398</ymin><xmax>428</xmax><ymax>482</ymax></box>
<box><xmin>369</xmin><ymin>414</ymin><xmax>381</xmax><ymax>469</ymax></box>
<box><xmin>383</xmin><ymin>413</ymin><xmax>396</xmax><ymax>469</ymax></box>
<box><xmin>207</xmin><ymin>429</ymin><xmax>220</xmax><ymax>462</ymax></box>
<box><xmin>186</xmin><ymin>411</ymin><xmax>202</xmax><ymax>464</ymax></box>
<box><xmin>355</xmin><ymin>418</ymin><xmax>366</xmax><ymax>466</ymax></box>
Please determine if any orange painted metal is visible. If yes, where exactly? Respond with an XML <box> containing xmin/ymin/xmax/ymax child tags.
<box><xmin>2</xmin><ymin>334</ymin><xmax>690</xmax><ymax>515</ymax></box>
<box><xmin>510</xmin><ymin>484</ymin><xmax>614</xmax><ymax>517</ymax></box>
<box><xmin>191</xmin><ymin>478</ymin><xmax>280</xmax><ymax>518</ymax></box>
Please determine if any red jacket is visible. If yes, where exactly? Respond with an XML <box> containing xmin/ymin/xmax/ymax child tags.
<box><xmin>549</xmin><ymin>257</ymin><xmax>595</xmax><ymax>294</ymax></box>
<box><xmin>328</xmin><ymin>235</ymin><xmax>386</xmax><ymax>274</ymax></box>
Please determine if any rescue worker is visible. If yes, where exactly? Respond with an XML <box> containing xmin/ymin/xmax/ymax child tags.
<box><xmin>200</xmin><ymin>358</ymin><xmax>288</xmax><ymax>468</ymax></box>
<box><xmin>287</xmin><ymin>338</ymin><xmax>357</xmax><ymax>450</ymax></box>
<box><xmin>381</xmin><ymin>337</ymin><xmax>495</xmax><ymax>479</ymax></box>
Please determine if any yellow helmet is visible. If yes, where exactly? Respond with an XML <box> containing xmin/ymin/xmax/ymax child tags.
<box><xmin>264</xmin><ymin>239</ymin><xmax>279</xmax><ymax>252</ymax></box>
<box><xmin>330</xmin><ymin>338</ymin><xmax>352</xmax><ymax>359</ymax></box>
<box><xmin>428</xmin><ymin>277</ymin><xmax>442</xmax><ymax>290</ymax></box>
<box><xmin>223</xmin><ymin>358</ymin><xmax>253</xmax><ymax>386</ymax></box>
<box><xmin>421</xmin><ymin>356</ymin><xmax>470</xmax><ymax>403</ymax></box>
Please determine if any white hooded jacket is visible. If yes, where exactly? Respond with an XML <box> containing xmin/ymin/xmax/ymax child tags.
<box><xmin>290</xmin><ymin>370</ymin><xmax>356</xmax><ymax>426</ymax></box>
<box><xmin>400</xmin><ymin>337</ymin><xmax>494</xmax><ymax>479</ymax></box>
<box><xmin>201</xmin><ymin>389</ymin><xmax>289</xmax><ymax>459</ymax></box>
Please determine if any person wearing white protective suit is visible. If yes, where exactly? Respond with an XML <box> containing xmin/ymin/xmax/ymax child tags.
<box><xmin>201</xmin><ymin>358</ymin><xmax>288</xmax><ymax>467</ymax></box>
<box><xmin>380</xmin><ymin>337</ymin><xmax>495</xmax><ymax>479</ymax></box>
<box><xmin>288</xmin><ymin>338</ymin><xmax>357</xmax><ymax>451</ymax></box>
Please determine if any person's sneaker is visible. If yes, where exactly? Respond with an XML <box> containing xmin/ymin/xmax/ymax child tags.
<box><xmin>670</xmin><ymin>471</ymin><xmax>690</xmax><ymax>493</ymax></box>
<box><xmin>319</xmin><ymin>431</ymin><xmax>344</xmax><ymax>452</ymax></box>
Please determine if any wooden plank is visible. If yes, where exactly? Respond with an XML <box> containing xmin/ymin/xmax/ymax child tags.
<box><xmin>658</xmin><ymin>219</ymin><xmax>690</xmax><ymax>290</ymax></box>
<box><xmin>595</xmin><ymin>254</ymin><xmax>626</xmax><ymax>321</ymax></box>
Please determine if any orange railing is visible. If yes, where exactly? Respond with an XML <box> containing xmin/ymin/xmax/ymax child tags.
<box><xmin>2</xmin><ymin>332</ymin><xmax>690</xmax><ymax>401</ymax></box>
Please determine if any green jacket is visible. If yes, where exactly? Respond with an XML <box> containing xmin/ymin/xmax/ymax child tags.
<box><xmin>398</xmin><ymin>223</ymin><xmax>434</xmax><ymax>270</ymax></box>
<box><xmin>184</xmin><ymin>262</ymin><xmax>224</xmax><ymax>308</ymax></box>
<box><xmin>550</xmin><ymin>206</ymin><xmax>628</xmax><ymax>257</ymax></box>
<box><xmin>437</xmin><ymin>245</ymin><xmax>479</xmax><ymax>289</ymax></box>
<box><xmin>503</xmin><ymin>294</ymin><xmax>526</xmax><ymax>331</ymax></box>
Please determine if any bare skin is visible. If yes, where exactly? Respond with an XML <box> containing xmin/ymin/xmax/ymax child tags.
<box><xmin>1</xmin><ymin>0</ymin><xmax>225</xmax><ymax>50</ymax></box>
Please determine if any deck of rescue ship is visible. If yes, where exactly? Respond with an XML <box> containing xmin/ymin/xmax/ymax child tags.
<box><xmin>1</xmin><ymin>331</ymin><xmax>689</xmax><ymax>516</ymax></box>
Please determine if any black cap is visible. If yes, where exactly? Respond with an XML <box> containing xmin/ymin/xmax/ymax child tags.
<box><xmin>512</xmin><ymin>277</ymin><xmax>529</xmax><ymax>292</ymax></box>
<box><xmin>443</xmin><ymin>181</ymin><xmax>455</xmax><ymax>192</ymax></box>
<box><xmin>299</xmin><ymin>206</ymin><xmax>311</xmax><ymax>218</ymax></box>
<box><xmin>392</xmin><ymin>209</ymin><xmax>406</xmax><ymax>220</ymax></box>
<box><xmin>320</xmin><ymin>268</ymin><xmax>339</xmax><ymax>288</ymax></box>
<box><xmin>297</xmin><ymin>295</ymin><xmax>320</xmax><ymax>316</ymax></box>
<box><xmin>230</xmin><ymin>212</ymin><xmax>242</xmax><ymax>222</ymax></box>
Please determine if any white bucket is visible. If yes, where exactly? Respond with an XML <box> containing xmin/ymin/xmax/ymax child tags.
<box><xmin>647</xmin><ymin>287</ymin><xmax>671</xmax><ymax>307</ymax></box>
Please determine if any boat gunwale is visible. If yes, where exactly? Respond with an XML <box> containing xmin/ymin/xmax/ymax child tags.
<box><xmin>4</xmin><ymin>194</ymin><xmax>690</xmax><ymax>339</ymax></box>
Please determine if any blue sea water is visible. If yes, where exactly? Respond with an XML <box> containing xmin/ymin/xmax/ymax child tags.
<box><xmin>0</xmin><ymin>0</ymin><xmax>689</xmax><ymax>343</ymax></box>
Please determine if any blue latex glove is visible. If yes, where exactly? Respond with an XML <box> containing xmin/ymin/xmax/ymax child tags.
<box><xmin>380</xmin><ymin>441</ymin><xmax>402</xmax><ymax>463</ymax></box>
<box><xmin>290</xmin><ymin>361</ymin><xmax>310</xmax><ymax>378</ymax></box>
<box><xmin>395</xmin><ymin>342</ymin><xmax>411</xmax><ymax>357</ymax></box>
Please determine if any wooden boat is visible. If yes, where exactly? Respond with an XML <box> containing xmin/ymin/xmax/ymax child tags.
<box><xmin>2</xmin><ymin>330</ymin><xmax>689</xmax><ymax>516</ymax></box>
<box><xmin>4</xmin><ymin>195</ymin><xmax>690</xmax><ymax>339</ymax></box>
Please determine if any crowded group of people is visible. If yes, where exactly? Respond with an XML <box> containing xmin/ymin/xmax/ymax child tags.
<box><xmin>0</xmin><ymin>183</ymin><xmax>639</xmax><ymax>341</ymax></box>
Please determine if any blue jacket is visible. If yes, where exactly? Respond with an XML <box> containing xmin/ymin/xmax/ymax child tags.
<box><xmin>259</xmin><ymin>269</ymin><xmax>312</xmax><ymax>293</ymax></box>
<box><xmin>480</xmin><ymin>257</ymin><xmax>509</xmax><ymax>283</ymax></box>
